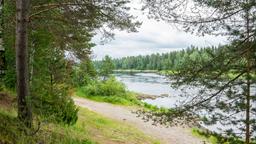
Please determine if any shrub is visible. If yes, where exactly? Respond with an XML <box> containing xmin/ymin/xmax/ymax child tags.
<box><xmin>32</xmin><ymin>84</ymin><xmax>78</xmax><ymax>125</ymax></box>
<box><xmin>82</xmin><ymin>77</ymin><xmax>126</xmax><ymax>97</ymax></box>
<box><xmin>78</xmin><ymin>77</ymin><xmax>142</xmax><ymax>106</ymax></box>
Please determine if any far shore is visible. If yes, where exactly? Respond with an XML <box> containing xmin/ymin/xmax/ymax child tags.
<box><xmin>113</xmin><ymin>69</ymin><xmax>177</xmax><ymax>76</ymax></box>
<box><xmin>113</xmin><ymin>69</ymin><xmax>158</xmax><ymax>73</ymax></box>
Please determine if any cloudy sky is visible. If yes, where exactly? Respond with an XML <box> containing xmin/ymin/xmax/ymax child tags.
<box><xmin>92</xmin><ymin>1</ymin><xmax>227</xmax><ymax>60</ymax></box>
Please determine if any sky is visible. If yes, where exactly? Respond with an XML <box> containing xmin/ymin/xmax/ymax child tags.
<box><xmin>92</xmin><ymin>1</ymin><xmax>227</xmax><ymax>60</ymax></box>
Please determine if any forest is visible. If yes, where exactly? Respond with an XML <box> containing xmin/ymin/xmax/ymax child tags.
<box><xmin>0</xmin><ymin>0</ymin><xmax>256</xmax><ymax>144</ymax></box>
<box><xmin>96</xmin><ymin>46</ymin><xmax>221</xmax><ymax>71</ymax></box>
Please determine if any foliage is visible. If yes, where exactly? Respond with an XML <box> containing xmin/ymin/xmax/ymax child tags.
<box><xmin>32</xmin><ymin>84</ymin><xmax>78</xmax><ymax>125</ymax></box>
<box><xmin>98</xmin><ymin>55</ymin><xmax>115</xmax><ymax>80</ymax></box>
<box><xmin>28</xmin><ymin>29</ymin><xmax>78</xmax><ymax>125</ymax></box>
<box><xmin>83</xmin><ymin>77</ymin><xmax>125</xmax><ymax>96</ymax></box>
<box><xmin>140</xmin><ymin>0</ymin><xmax>256</xmax><ymax>142</ymax></box>
<box><xmin>96</xmin><ymin>46</ymin><xmax>216</xmax><ymax>71</ymax></box>
<box><xmin>191</xmin><ymin>128</ymin><xmax>256</xmax><ymax>144</ymax></box>
<box><xmin>134</xmin><ymin>43</ymin><xmax>256</xmax><ymax>141</ymax></box>
<box><xmin>76</xmin><ymin>77</ymin><xmax>142</xmax><ymax>106</ymax></box>
<box><xmin>2</xmin><ymin>0</ymin><xmax>15</xmax><ymax>89</ymax></box>
<box><xmin>142</xmin><ymin>0</ymin><xmax>256</xmax><ymax>38</ymax></box>
<box><xmin>1</xmin><ymin>0</ymin><xmax>141</xmax><ymax>127</ymax></box>
<box><xmin>72</xmin><ymin>59</ymin><xmax>97</xmax><ymax>87</ymax></box>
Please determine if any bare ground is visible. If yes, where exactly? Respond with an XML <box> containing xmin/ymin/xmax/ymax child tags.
<box><xmin>74</xmin><ymin>97</ymin><xmax>206</xmax><ymax>144</ymax></box>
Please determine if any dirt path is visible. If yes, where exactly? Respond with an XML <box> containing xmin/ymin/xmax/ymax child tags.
<box><xmin>74</xmin><ymin>97</ymin><xmax>206</xmax><ymax>144</ymax></box>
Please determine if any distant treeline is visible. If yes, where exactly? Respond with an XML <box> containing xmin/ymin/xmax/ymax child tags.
<box><xmin>94</xmin><ymin>46</ymin><xmax>224</xmax><ymax>71</ymax></box>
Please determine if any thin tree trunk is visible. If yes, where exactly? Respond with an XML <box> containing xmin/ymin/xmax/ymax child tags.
<box><xmin>29</xmin><ymin>42</ymin><xmax>35</xmax><ymax>84</ymax></box>
<box><xmin>16</xmin><ymin>0</ymin><xmax>32</xmax><ymax>127</ymax></box>
<box><xmin>245</xmin><ymin>5</ymin><xmax>251</xmax><ymax>143</ymax></box>
<box><xmin>0</xmin><ymin>0</ymin><xmax>3</xmax><ymax>51</ymax></box>
<box><xmin>245</xmin><ymin>73</ymin><xmax>250</xmax><ymax>144</ymax></box>
<box><xmin>245</xmin><ymin>43</ymin><xmax>251</xmax><ymax>144</ymax></box>
<box><xmin>0</xmin><ymin>0</ymin><xmax>4</xmax><ymax>74</ymax></box>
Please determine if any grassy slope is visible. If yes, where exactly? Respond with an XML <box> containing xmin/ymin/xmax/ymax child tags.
<box><xmin>0</xmin><ymin>97</ymin><xmax>159</xmax><ymax>144</ymax></box>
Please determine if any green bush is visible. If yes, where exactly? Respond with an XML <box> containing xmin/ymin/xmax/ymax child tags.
<box><xmin>82</xmin><ymin>77</ymin><xmax>126</xmax><ymax>96</ymax></box>
<box><xmin>32</xmin><ymin>84</ymin><xmax>78</xmax><ymax>125</ymax></box>
<box><xmin>77</xmin><ymin>77</ymin><xmax>142</xmax><ymax>106</ymax></box>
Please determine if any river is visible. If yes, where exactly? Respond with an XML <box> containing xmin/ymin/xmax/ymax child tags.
<box><xmin>114</xmin><ymin>72</ymin><xmax>199</xmax><ymax>108</ymax></box>
<box><xmin>114</xmin><ymin>72</ymin><xmax>256</xmax><ymax>138</ymax></box>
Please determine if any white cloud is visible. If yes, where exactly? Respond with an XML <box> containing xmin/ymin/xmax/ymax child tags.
<box><xmin>92</xmin><ymin>1</ymin><xmax>227</xmax><ymax>60</ymax></box>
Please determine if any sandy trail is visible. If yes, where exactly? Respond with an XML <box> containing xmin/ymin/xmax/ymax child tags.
<box><xmin>74</xmin><ymin>97</ymin><xmax>206</xmax><ymax>144</ymax></box>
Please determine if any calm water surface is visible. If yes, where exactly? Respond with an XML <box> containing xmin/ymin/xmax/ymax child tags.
<box><xmin>114</xmin><ymin>72</ymin><xmax>199</xmax><ymax>108</ymax></box>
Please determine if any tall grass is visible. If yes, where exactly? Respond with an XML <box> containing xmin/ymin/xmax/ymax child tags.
<box><xmin>0</xmin><ymin>107</ymin><xmax>94</xmax><ymax>144</ymax></box>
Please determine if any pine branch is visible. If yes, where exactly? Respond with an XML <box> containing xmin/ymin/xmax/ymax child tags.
<box><xmin>182</xmin><ymin>71</ymin><xmax>246</xmax><ymax>111</ymax></box>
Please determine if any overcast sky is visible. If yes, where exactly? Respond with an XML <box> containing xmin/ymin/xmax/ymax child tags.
<box><xmin>92</xmin><ymin>1</ymin><xmax>227</xmax><ymax>60</ymax></box>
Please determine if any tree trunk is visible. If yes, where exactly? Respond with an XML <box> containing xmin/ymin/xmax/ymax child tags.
<box><xmin>16</xmin><ymin>0</ymin><xmax>32</xmax><ymax>127</ymax></box>
<box><xmin>245</xmin><ymin>75</ymin><xmax>250</xmax><ymax>144</ymax></box>
<box><xmin>0</xmin><ymin>0</ymin><xmax>3</xmax><ymax>75</ymax></box>
<box><xmin>0</xmin><ymin>0</ymin><xmax>3</xmax><ymax>34</ymax></box>
<box><xmin>0</xmin><ymin>0</ymin><xmax>3</xmax><ymax>50</ymax></box>
<box><xmin>245</xmin><ymin>5</ymin><xmax>251</xmax><ymax>143</ymax></box>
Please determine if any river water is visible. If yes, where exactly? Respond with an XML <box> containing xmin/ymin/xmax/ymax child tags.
<box><xmin>114</xmin><ymin>72</ymin><xmax>199</xmax><ymax>108</ymax></box>
<box><xmin>114</xmin><ymin>72</ymin><xmax>256</xmax><ymax>137</ymax></box>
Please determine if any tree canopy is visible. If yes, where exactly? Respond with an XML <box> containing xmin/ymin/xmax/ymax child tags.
<box><xmin>103</xmin><ymin>46</ymin><xmax>216</xmax><ymax>71</ymax></box>
<box><xmin>141</xmin><ymin>0</ymin><xmax>256</xmax><ymax>143</ymax></box>
<box><xmin>1</xmin><ymin>0</ymin><xmax>140</xmax><ymax>129</ymax></box>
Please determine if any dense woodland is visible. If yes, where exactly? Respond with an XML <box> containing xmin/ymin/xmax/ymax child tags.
<box><xmin>95</xmin><ymin>46</ymin><xmax>221</xmax><ymax>71</ymax></box>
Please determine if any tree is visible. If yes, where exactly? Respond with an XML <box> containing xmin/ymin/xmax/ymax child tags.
<box><xmin>110</xmin><ymin>46</ymin><xmax>214</xmax><ymax>71</ymax></box>
<box><xmin>99</xmin><ymin>55</ymin><xmax>115</xmax><ymax>80</ymax></box>
<box><xmin>73</xmin><ymin>58</ymin><xmax>97</xmax><ymax>87</ymax></box>
<box><xmin>142</xmin><ymin>0</ymin><xmax>256</xmax><ymax>143</ymax></box>
<box><xmin>0</xmin><ymin>0</ymin><xmax>5</xmax><ymax>76</ymax></box>
<box><xmin>27</xmin><ymin>0</ymin><xmax>140</xmax><ymax>124</ymax></box>
<box><xmin>2</xmin><ymin>0</ymin><xmax>140</xmax><ymax>127</ymax></box>
<box><xmin>16</xmin><ymin>0</ymin><xmax>32</xmax><ymax>128</ymax></box>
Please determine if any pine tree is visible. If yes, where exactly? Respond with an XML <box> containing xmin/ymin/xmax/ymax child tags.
<box><xmin>3</xmin><ymin>0</ymin><xmax>140</xmax><ymax>127</ymax></box>
<box><xmin>99</xmin><ymin>55</ymin><xmax>115</xmax><ymax>80</ymax></box>
<box><xmin>142</xmin><ymin>0</ymin><xmax>256</xmax><ymax>142</ymax></box>
<box><xmin>15</xmin><ymin>0</ymin><xmax>32</xmax><ymax>128</ymax></box>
